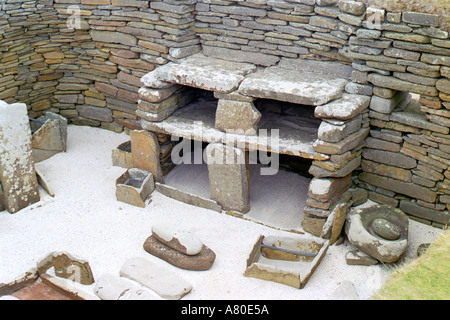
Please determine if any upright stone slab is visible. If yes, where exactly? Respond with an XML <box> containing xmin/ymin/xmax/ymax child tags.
<box><xmin>131</xmin><ymin>130</ymin><xmax>163</xmax><ymax>182</ymax></box>
<box><xmin>0</xmin><ymin>101</ymin><xmax>40</xmax><ymax>213</ymax></box>
<box><xmin>206</xmin><ymin>143</ymin><xmax>250</xmax><ymax>213</ymax></box>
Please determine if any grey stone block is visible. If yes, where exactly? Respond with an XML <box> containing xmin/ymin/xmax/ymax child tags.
<box><xmin>0</xmin><ymin>102</ymin><xmax>40</xmax><ymax>213</ymax></box>
<box><xmin>206</xmin><ymin>143</ymin><xmax>250</xmax><ymax>213</ymax></box>
<box><xmin>402</xmin><ymin>11</ymin><xmax>439</xmax><ymax>27</ymax></box>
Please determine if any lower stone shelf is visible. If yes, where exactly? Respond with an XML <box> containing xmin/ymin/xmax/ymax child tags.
<box><xmin>141</xmin><ymin>98</ymin><xmax>329</xmax><ymax>161</ymax></box>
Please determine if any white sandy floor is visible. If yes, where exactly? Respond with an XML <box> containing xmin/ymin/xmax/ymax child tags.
<box><xmin>0</xmin><ymin>125</ymin><xmax>444</xmax><ymax>300</ymax></box>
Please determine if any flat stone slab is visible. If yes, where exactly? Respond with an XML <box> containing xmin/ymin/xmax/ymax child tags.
<box><xmin>94</xmin><ymin>274</ymin><xmax>161</xmax><ymax>300</ymax></box>
<box><xmin>155</xmin><ymin>182</ymin><xmax>222</xmax><ymax>213</ymax></box>
<box><xmin>314</xmin><ymin>93</ymin><xmax>370</xmax><ymax>120</ymax></box>
<box><xmin>143</xmin><ymin>236</ymin><xmax>216</xmax><ymax>271</ymax></box>
<box><xmin>140</xmin><ymin>99</ymin><xmax>329</xmax><ymax>161</ymax></box>
<box><xmin>145</xmin><ymin>54</ymin><xmax>257</xmax><ymax>93</ymax></box>
<box><xmin>238</xmin><ymin>67</ymin><xmax>348</xmax><ymax>106</ymax></box>
<box><xmin>120</xmin><ymin>257</ymin><xmax>192</xmax><ymax>300</ymax></box>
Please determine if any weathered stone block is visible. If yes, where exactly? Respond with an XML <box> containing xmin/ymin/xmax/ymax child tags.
<box><xmin>369</xmin><ymin>91</ymin><xmax>408</xmax><ymax>114</ymax></box>
<box><xmin>314</xmin><ymin>93</ymin><xmax>370</xmax><ymax>120</ymax></box>
<box><xmin>399</xmin><ymin>200</ymin><xmax>449</xmax><ymax>225</ymax></box>
<box><xmin>362</xmin><ymin>148</ymin><xmax>416</xmax><ymax>169</ymax></box>
<box><xmin>318</xmin><ymin>115</ymin><xmax>362</xmax><ymax>143</ymax></box>
<box><xmin>206</xmin><ymin>143</ymin><xmax>250</xmax><ymax>213</ymax></box>
<box><xmin>367</xmin><ymin>73</ymin><xmax>439</xmax><ymax>96</ymax></box>
<box><xmin>143</xmin><ymin>236</ymin><xmax>216</xmax><ymax>271</ymax></box>
<box><xmin>359</xmin><ymin>172</ymin><xmax>437</xmax><ymax>203</ymax></box>
<box><xmin>215</xmin><ymin>99</ymin><xmax>261</xmax><ymax>135</ymax></box>
<box><xmin>402</xmin><ymin>11</ymin><xmax>439</xmax><ymax>27</ymax></box>
<box><xmin>307</xmin><ymin>174</ymin><xmax>352</xmax><ymax>203</ymax></box>
<box><xmin>0</xmin><ymin>102</ymin><xmax>40</xmax><ymax>213</ymax></box>
<box><xmin>314</xmin><ymin>127</ymin><xmax>368</xmax><ymax>155</ymax></box>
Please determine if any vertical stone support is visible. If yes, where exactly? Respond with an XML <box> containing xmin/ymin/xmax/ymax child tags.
<box><xmin>0</xmin><ymin>102</ymin><xmax>40</xmax><ymax>213</ymax></box>
<box><xmin>215</xmin><ymin>99</ymin><xmax>261</xmax><ymax>135</ymax></box>
<box><xmin>302</xmin><ymin>93</ymin><xmax>371</xmax><ymax>236</ymax></box>
<box><xmin>205</xmin><ymin>143</ymin><xmax>250</xmax><ymax>213</ymax></box>
<box><xmin>131</xmin><ymin>130</ymin><xmax>163</xmax><ymax>183</ymax></box>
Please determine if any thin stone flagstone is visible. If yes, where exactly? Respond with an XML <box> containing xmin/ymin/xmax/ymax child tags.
<box><xmin>238</xmin><ymin>67</ymin><xmax>348</xmax><ymax>106</ymax></box>
<box><xmin>120</xmin><ymin>257</ymin><xmax>192</xmax><ymax>300</ymax></box>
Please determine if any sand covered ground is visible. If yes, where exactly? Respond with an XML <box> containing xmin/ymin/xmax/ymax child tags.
<box><xmin>0</xmin><ymin>125</ymin><xmax>444</xmax><ymax>300</ymax></box>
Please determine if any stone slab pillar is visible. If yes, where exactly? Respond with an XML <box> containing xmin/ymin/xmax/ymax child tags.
<box><xmin>206</xmin><ymin>143</ymin><xmax>250</xmax><ymax>213</ymax></box>
<box><xmin>0</xmin><ymin>101</ymin><xmax>40</xmax><ymax>213</ymax></box>
<box><xmin>131</xmin><ymin>130</ymin><xmax>163</xmax><ymax>182</ymax></box>
<box><xmin>215</xmin><ymin>99</ymin><xmax>261</xmax><ymax>135</ymax></box>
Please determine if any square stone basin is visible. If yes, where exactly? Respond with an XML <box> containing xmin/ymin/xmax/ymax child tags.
<box><xmin>116</xmin><ymin>168</ymin><xmax>155</xmax><ymax>207</ymax></box>
<box><xmin>244</xmin><ymin>235</ymin><xmax>329</xmax><ymax>289</ymax></box>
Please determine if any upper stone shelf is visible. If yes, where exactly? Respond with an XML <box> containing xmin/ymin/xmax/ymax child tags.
<box><xmin>238</xmin><ymin>67</ymin><xmax>348</xmax><ymax>106</ymax></box>
<box><xmin>145</xmin><ymin>54</ymin><xmax>257</xmax><ymax>93</ymax></box>
<box><xmin>143</xmin><ymin>53</ymin><xmax>351</xmax><ymax>106</ymax></box>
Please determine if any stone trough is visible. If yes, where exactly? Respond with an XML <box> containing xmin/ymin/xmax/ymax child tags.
<box><xmin>0</xmin><ymin>252</ymin><xmax>98</xmax><ymax>300</ymax></box>
<box><xmin>244</xmin><ymin>235</ymin><xmax>329</xmax><ymax>289</ymax></box>
<box><xmin>115</xmin><ymin>168</ymin><xmax>155</xmax><ymax>208</ymax></box>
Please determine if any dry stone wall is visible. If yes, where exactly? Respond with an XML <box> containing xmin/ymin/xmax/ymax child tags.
<box><xmin>0</xmin><ymin>0</ymin><xmax>449</xmax><ymax>227</ymax></box>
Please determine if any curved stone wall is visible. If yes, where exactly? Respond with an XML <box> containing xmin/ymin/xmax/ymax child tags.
<box><xmin>0</xmin><ymin>0</ymin><xmax>449</xmax><ymax>227</ymax></box>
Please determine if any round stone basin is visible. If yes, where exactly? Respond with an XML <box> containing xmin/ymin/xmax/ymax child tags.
<box><xmin>345</xmin><ymin>204</ymin><xmax>409</xmax><ymax>263</ymax></box>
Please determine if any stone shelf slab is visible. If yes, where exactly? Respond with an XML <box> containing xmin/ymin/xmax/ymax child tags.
<box><xmin>143</xmin><ymin>53</ymin><xmax>257</xmax><ymax>93</ymax></box>
<box><xmin>140</xmin><ymin>99</ymin><xmax>329</xmax><ymax>161</ymax></box>
<box><xmin>237</xmin><ymin>66</ymin><xmax>348</xmax><ymax>106</ymax></box>
<box><xmin>314</xmin><ymin>93</ymin><xmax>370</xmax><ymax>120</ymax></box>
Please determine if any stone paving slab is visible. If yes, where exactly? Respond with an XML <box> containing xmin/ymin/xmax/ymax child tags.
<box><xmin>120</xmin><ymin>257</ymin><xmax>192</xmax><ymax>300</ymax></box>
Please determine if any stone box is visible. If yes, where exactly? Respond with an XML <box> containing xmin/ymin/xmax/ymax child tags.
<box><xmin>111</xmin><ymin>140</ymin><xmax>133</xmax><ymax>169</ymax></box>
<box><xmin>116</xmin><ymin>168</ymin><xmax>155</xmax><ymax>208</ymax></box>
<box><xmin>244</xmin><ymin>235</ymin><xmax>329</xmax><ymax>289</ymax></box>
